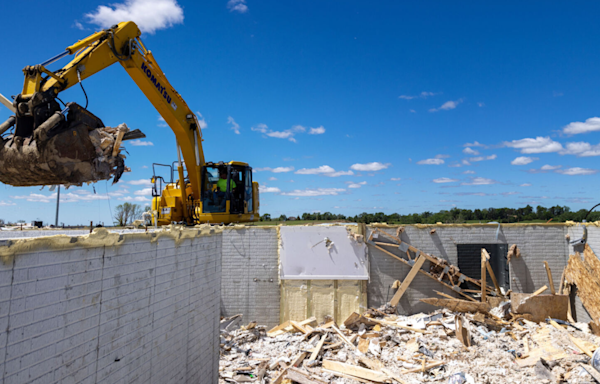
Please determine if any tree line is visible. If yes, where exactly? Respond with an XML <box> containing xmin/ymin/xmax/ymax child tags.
<box><xmin>260</xmin><ymin>205</ymin><xmax>600</xmax><ymax>224</ymax></box>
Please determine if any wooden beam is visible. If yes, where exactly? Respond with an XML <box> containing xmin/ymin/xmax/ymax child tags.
<box><xmin>331</xmin><ymin>324</ymin><xmax>356</xmax><ymax>350</ymax></box>
<box><xmin>420</xmin><ymin>298</ymin><xmax>490</xmax><ymax>314</ymax></box>
<box><xmin>322</xmin><ymin>360</ymin><xmax>392</xmax><ymax>383</ymax></box>
<box><xmin>371</xmin><ymin>243</ymin><xmax>477</xmax><ymax>302</ymax></box>
<box><xmin>482</xmin><ymin>248</ymin><xmax>502</xmax><ymax>297</ymax></box>
<box><xmin>290</xmin><ymin>320</ymin><xmax>309</xmax><ymax>334</ymax></box>
<box><xmin>434</xmin><ymin>290</ymin><xmax>457</xmax><ymax>300</ymax></box>
<box><xmin>531</xmin><ymin>285</ymin><xmax>548</xmax><ymax>297</ymax></box>
<box><xmin>543</xmin><ymin>261</ymin><xmax>556</xmax><ymax>295</ymax></box>
<box><xmin>389</xmin><ymin>255</ymin><xmax>426</xmax><ymax>306</ymax></box>
<box><xmin>309</xmin><ymin>334</ymin><xmax>326</xmax><ymax>360</ymax></box>
<box><xmin>481</xmin><ymin>248</ymin><xmax>488</xmax><ymax>303</ymax></box>
<box><xmin>558</xmin><ymin>267</ymin><xmax>566</xmax><ymax>295</ymax></box>
<box><xmin>267</xmin><ymin>321</ymin><xmax>291</xmax><ymax>337</ymax></box>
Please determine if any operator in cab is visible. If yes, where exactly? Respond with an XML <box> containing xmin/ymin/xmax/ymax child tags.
<box><xmin>217</xmin><ymin>168</ymin><xmax>236</xmax><ymax>192</ymax></box>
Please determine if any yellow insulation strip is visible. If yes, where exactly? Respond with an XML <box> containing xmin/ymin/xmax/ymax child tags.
<box><xmin>281</xmin><ymin>280</ymin><xmax>308</xmax><ymax>323</ymax></box>
<box><xmin>337</xmin><ymin>280</ymin><xmax>364</xmax><ymax>323</ymax></box>
<box><xmin>0</xmin><ymin>224</ymin><xmax>222</xmax><ymax>264</ymax></box>
<box><xmin>310</xmin><ymin>280</ymin><xmax>335</xmax><ymax>323</ymax></box>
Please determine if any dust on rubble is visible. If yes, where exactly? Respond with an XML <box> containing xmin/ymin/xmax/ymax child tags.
<box><xmin>219</xmin><ymin>307</ymin><xmax>600</xmax><ymax>384</ymax></box>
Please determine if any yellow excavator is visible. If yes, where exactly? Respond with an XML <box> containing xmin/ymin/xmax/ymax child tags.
<box><xmin>0</xmin><ymin>21</ymin><xmax>259</xmax><ymax>225</ymax></box>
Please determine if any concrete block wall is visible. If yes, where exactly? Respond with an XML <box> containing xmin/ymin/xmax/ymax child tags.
<box><xmin>0</xmin><ymin>229</ymin><xmax>221</xmax><ymax>384</ymax></box>
<box><xmin>367</xmin><ymin>225</ymin><xmax>572</xmax><ymax>317</ymax></box>
<box><xmin>221</xmin><ymin>227</ymin><xmax>280</xmax><ymax>328</ymax></box>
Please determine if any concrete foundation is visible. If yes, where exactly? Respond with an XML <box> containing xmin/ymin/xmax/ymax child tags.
<box><xmin>0</xmin><ymin>227</ymin><xmax>221</xmax><ymax>384</ymax></box>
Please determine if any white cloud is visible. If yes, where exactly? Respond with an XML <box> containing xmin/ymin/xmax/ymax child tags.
<box><xmin>259</xmin><ymin>186</ymin><xmax>280</xmax><ymax>193</ymax></box>
<box><xmin>511</xmin><ymin>156</ymin><xmax>538</xmax><ymax>165</ymax></box>
<box><xmin>463</xmin><ymin>170</ymin><xmax>475</xmax><ymax>174</ymax></box>
<box><xmin>12</xmin><ymin>191</ymin><xmax>110</xmax><ymax>203</ymax></box>
<box><xmin>461</xmin><ymin>177</ymin><xmax>497</xmax><ymax>185</ymax></box>
<box><xmin>463</xmin><ymin>147</ymin><xmax>479</xmax><ymax>155</ymax></box>
<box><xmin>157</xmin><ymin>116</ymin><xmax>168</xmax><ymax>127</ymax></box>
<box><xmin>228</xmin><ymin>116</ymin><xmax>241</xmax><ymax>134</ymax></box>
<box><xmin>346</xmin><ymin>181</ymin><xmax>367</xmax><ymax>189</ymax></box>
<box><xmin>119</xmin><ymin>196</ymin><xmax>150</xmax><ymax>202</ymax></box>
<box><xmin>541</xmin><ymin>164</ymin><xmax>561</xmax><ymax>171</ymax></box>
<box><xmin>464</xmin><ymin>141</ymin><xmax>486</xmax><ymax>148</ymax></box>
<box><xmin>559</xmin><ymin>142</ymin><xmax>600</xmax><ymax>157</ymax></box>
<box><xmin>409</xmin><ymin>109</ymin><xmax>416</xmax><ymax>113</ymax></box>
<box><xmin>390</xmin><ymin>177</ymin><xmax>401</xmax><ymax>181</ymax></box>
<box><xmin>433</xmin><ymin>177</ymin><xmax>459</xmax><ymax>183</ymax></box>
<box><xmin>350</xmin><ymin>162</ymin><xmax>390</xmax><ymax>171</ymax></box>
<box><xmin>501</xmin><ymin>191</ymin><xmax>520</xmax><ymax>196</ymax></box>
<box><xmin>108</xmin><ymin>188</ymin><xmax>129</xmax><ymax>196</ymax></box>
<box><xmin>280</xmin><ymin>188</ymin><xmax>346</xmax><ymax>197</ymax></box>
<box><xmin>129</xmin><ymin>139</ymin><xmax>154</xmax><ymax>146</ymax></box>
<box><xmin>0</xmin><ymin>200</ymin><xmax>15</xmax><ymax>206</ymax></box>
<box><xmin>308</xmin><ymin>126</ymin><xmax>326</xmax><ymax>135</ymax></box>
<box><xmin>227</xmin><ymin>0</ymin><xmax>248</xmax><ymax>13</ymax></box>
<box><xmin>562</xmin><ymin>117</ymin><xmax>600</xmax><ymax>135</ymax></box>
<box><xmin>268</xmin><ymin>177</ymin><xmax>277</xmax><ymax>181</ymax></box>
<box><xmin>520</xmin><ymin>183</ymin><xmax>532</xmax><ymax>187</ymax></box>
<box><xmin>196</xmin><ymin>112</ymin><xmax>208</xmax><ymax>129</ymax></box>
<box><xmin>429</xmin><ymin>99</ymin><xmax>463</xmax><ymax>112</ymax></box>
<box><xmin>417</xmin><ymin>158</ymin><xmax>444</xmax><ymax>165</ymax></box>
<box><xmin>128</xmin><ymin>179</ymin><xmax>152</xmax><ymax>186</ymax></box>
<box><xmin>252</xmin><ymin>123</ymin><xmax>308</xmax><ymax>142</ymax></box>
<box><xmin>295</xmin><ymin>165</ymin><xmax>353</xmax><ymax>177</ymax></box>
<box><xmin>399</xmin><ymin>91</ymin><xmax>440</xmax><ymax>100</ymax></box>
<box><xmin>469</xmin><ymin>154</ymin><xmax>497</xmax><ymax>162</ymax></box>
<box><xmin>85</xmin><ymin>0</ymin><xmax>184</xmax><ymax>34</ymax></box>
<box><xmin>477</xmin><ymin>102</ymin><xmax>485</xmax><ymax>107</ymax></box>
<box><xmin>134</xmin><ymin>188</ymin><xmax>152</xmax><ymax>195</ymax></box>
<box><xmin>74</xmin><ymin>21</ymin><xmax>86</xmax><ymax>30</ymax></box>
<box><xmin>556</xmin><ymin>167</ymin><xmax>598</xmax><ymax>176</ymax></box>
<box><xmin>504</xmin><ymin>136</ymin><xmax>563</xmax><ymax>154</ymax></box>
<box><xmin>254</xmin><ymin>166</ymin><xmax>294</xmax><ymax>173</ymax></box>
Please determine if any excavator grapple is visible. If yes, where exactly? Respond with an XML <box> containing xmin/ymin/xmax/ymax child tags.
<box><xmin>0</xmin><ymin>94</ymin><xmax>144</xmax><ymax>186</ymax></box>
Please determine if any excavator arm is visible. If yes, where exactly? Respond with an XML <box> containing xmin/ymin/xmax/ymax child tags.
<box><xmin>0</xmin><ymin>21</ymin><xmax>204</xmax><ymax>200</ymax></box>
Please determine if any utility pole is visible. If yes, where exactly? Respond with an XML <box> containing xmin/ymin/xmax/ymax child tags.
<box><xmin>55</xmin><ymin>185</ymin><xmax>60</xmax><ymax>227</ymax></box>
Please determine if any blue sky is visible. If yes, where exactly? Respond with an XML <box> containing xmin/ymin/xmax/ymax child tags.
<box><xmin>1</xmin><ymin>0</ymin><xmax>600</xmax><ymax>224</ymax></box>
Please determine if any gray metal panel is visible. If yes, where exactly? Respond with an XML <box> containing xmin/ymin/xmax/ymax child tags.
<box><xmin>280</xmin><ymin>226</ymin><xmax>369</xmax><ymax>280</ymax></box>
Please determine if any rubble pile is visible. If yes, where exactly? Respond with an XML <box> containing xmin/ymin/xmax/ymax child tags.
<box><xmin>220</xmin><ymin>307</ymin><xmax>600</xmax><ymax>384</ymax></box>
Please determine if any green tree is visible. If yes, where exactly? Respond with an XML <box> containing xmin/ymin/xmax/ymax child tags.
<box><xmin>113</xmin><ymin>202</ymin><xmax>143</xmax><ymax>226</ymax></box>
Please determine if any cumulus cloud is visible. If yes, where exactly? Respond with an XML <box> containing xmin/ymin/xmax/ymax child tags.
<box><xmin>252</xmin><ymin>124</ymin><xmax>309</xmax><ymax>143</ymax></box>
<box><xmin>350</xmin><ymin>162</ymin><xmax>390</xmax><ymax>171</ymax></box>
<box><xmin>469</xmin><ymin>154</ymin><xmax>497</xmax><ymax>162</ymax></box>
<box><xmin>196</xmin><ymin>112</ymin><xmax>208</xmax><ymax>129</ymax></box>
<box><xmin>463</xmin><ymin>147</ymin><xmax>479</xmax><ymax>155</ymax></box>
<box><xmin>511</xmin><ymin>156</ymin><xmax>538</xmax><ymax>165</ymax></box>
<box><xmin>346</xmin><ymin>181</ymin><xmax>367</xmax><ymax>189</ymax></box>
<box><xmin>280</xmin><ymin>188</ymin><xmax>346</xmax><ymax>197</ymax></box>
<box><xmin>0</xmin><ymin>200</ymin><xmax>15</xmax><ymax>206</ymax></box>
<box><xmin>254</xmin><ymin>166</ymin><xmax>294</xmax><ymax>173</ymax></box>
<box><xmin>463</xmin><ymin>170</ymin><xmax>475</xmax><ymax>174</ymax></box>
<box><xmin>504</xmin><ymin>136</ymin><xmax>563</xmax><ymax>154</ymax></box>
<box><xmin>228</xmin><ymin>116</ymin><xmax>241</xmax><ymax>134</ymax></box>
<box><xmin>461</xmin><ymin>177</ymin><xmax>497</xmax><ymax>185</ymax></box>
<box><xmin>559</xmin><ymin>142</ymin><xmax>600</xmax><ymax>157</ymax></box>
<box><xmin>556</xmin><ymin>167</ymin><xmax>598</xmax><ymax>175</ymax></box>
<box><xmin>85</xmin><ymin>0</ymin><xmax>184</xmax><ymax>34</ymax></box>
<box><xmin>129</xmin><ymin>139</ymin><xmax>154</xmax><ymax>146</ymax></box>
<box><xmin>562</xmin><ymin>117</ymin><xmax>600</xmax><ymax>135</ymax></box>
<box><xmin>227</xmin><ymin>0</ymin><xmax>248</xmax><ymax>13</ymax></box>
<box><xmin>118</xmin><ymin>196</ymin><xmax>150</xmax><ymax>202</ymax></box>
<box><xmin>429</xmin><ymin>99</ymin><xmax>463</xmax><ymax>112</ymax></box>
<box><xmin>417</xmin><ymin>158</ymin><xmax>444</xmax><ymax>165</ymax></box>
<box><xmin>157</xmin><ymin>116</ymin><xmax>168</xmax><ymax>127</ymax></box>
<box><xmin>295</xmin><ymin>165</ymin><xmax>353</xmax><ymax>177</ymax></box>
<box><xmin>259</xmin><ymin>186</ymin><xmax>281</xmax><ymax>193</ymax></box>
<box><xmin>520</xmin><ymin>183</ymin><xmax>532</xmax><ymax>187</ymax></box>
<box><xmin>134</xmin><ymin>188</ymin><xmax>152</xmax><ymax>195</ymax></box>
<box><xmin>541</xmin><ymin>164</ymin><xmax>561</xmax><ymax>171</ymax></box>
<box><xmin>12</xmin><ymin>191</ymin><xmax>110</xmax><ymax>203</ymax></box>
<box><xmin>390</xmin><ymin>177</ymin><xmax>401</xmax><ymax>181</ymax></box>
<box><xmin>432</xmin><ymin>177</ymin><xmax>459</xmax><ymax>183</ymax></box>
<box><xmin>464</xmin><ymin>141</ymin><xmax>486</xmax><ymax>147</ymax></box>
<box><xmin>501</xmin><ymin>191</ymin><xmax>520</xmax><ymax>196</ymax></box>
<box><xmin>308</xmin><ymin>126</ymin><xmax>325</xmax><ymax>135</ymax></box>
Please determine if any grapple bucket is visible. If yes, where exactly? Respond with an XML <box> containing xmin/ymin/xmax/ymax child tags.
<box><xmin>0</xmin><ymin>102</ymin><xmax>144</xmax><ymax>187</ymax></box>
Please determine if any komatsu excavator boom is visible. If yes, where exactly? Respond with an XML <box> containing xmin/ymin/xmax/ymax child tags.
<box><xmin>0</xmin><ymin>21</ymin><xmax>259</xmax><ymax>225</ymax></box>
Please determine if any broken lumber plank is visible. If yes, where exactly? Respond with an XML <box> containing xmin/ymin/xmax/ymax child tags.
<box><xmin>309</xmin><ymin>334</ymin><xmax>326</xmax><ymax>360</ymax></box>
<box><xmin>389</xmin><ymin>255</ymin><xmax>426</xmax><ymax>306</ymax></box>
<box><xmin>483</xmin><ymin>251</ymin><xmax>502</xmax><ymax>297</ymax></box>
<box><xmin>434</xmin><ymin>290</ymin><xmax>457</xmax><ymax>300</ymax></box>
<box><xmin>111</xmin><ymin>128</ymin><xmax>126</xmax><ymax>157</ymax></box>
<box><xmin>267</xmin><ymin>321</ymin><xmax>291</xmax><ymax>337</ymax></box>
<box><xmin>544</xmin><ymin>261</ymin><xmax>556</xmax><ymax>295</ymax></box>
<box><xmin>322</xmin><ymin>369</ymin><xmax>379</xmax><ymax>384</ymax></box>
<box><xmin>344</xmin><ymin>312</ymin><xmax>378</xmax><ymax>329</ymax></box>
<box><xmin>290</xmin><ymin>352</ymin><xmax>308</xmax><ymax>367</ymax></box>
<box><xmin>481</xmin><ymin>248</ymin><xmax>488</xmax><ymax>303</ymax></box>
<box><xmin>322</xmin><ymin>360</ymin><xmax>392</xmax><ymax>383</ymax></box>
<box><xmin>455</xmin><ymin>315</ymin><xmax>471</xmax><ymax>348</ymax></box>
<box><xmin>300</xmin><ymin>317</ymin><xmax>317</xmax><ymax>326</ymax></box>
<box><xmin>558</xmin><ymin>267</ymin><xmax>566</xmax><ymax>295</ymax></box>
<box><xmin>290</xmin><ymin>320</ymin><xmax>309</xmax><ymax>334</ymax></box>
<box><xmin>400</xmin><ymin>361</ymin><xmax>445</xmax><ymax>374</ymax></box>
<box><xmin>331</xmin><ymin>324</ymin><xmax>356</xmax><ymax>350</ymax></box>
<box><xmin>369</xmin><ymin>318</ymin><xmax>426</xmax><ymax>334</ymax></box>
<box><xmin>531</xmin><ymin>285</ymin><xmax>548</xmax><ymax>297</ymax></box>
<box><xmin>580</xmin><ymin>364</ymin><xmax>600</xmax><ymax>383</ymax></box>
<box><xmin>286</xmin><ymin>367</ymin><xmax>327</xmax><ymax>384</ymax></box>
<box><xmin>371</xmin><ymin>243</ymin><xmax>477</xmax><ymax>302</ymax></box>
<box><xmin>421</xmin><ymin>298</ymin><xmax>491</xmax><ymax>314</ymax></box>
<box><xmin>380</xmin><ymin>368</ymin><xmax>409</xmax><ymax>384</ymax></box>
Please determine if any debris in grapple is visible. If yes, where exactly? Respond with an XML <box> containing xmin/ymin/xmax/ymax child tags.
<box><xmin>0</xmin><ymin>102</ymin><xmax>144</xmax><ymax>187</ymax></box>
